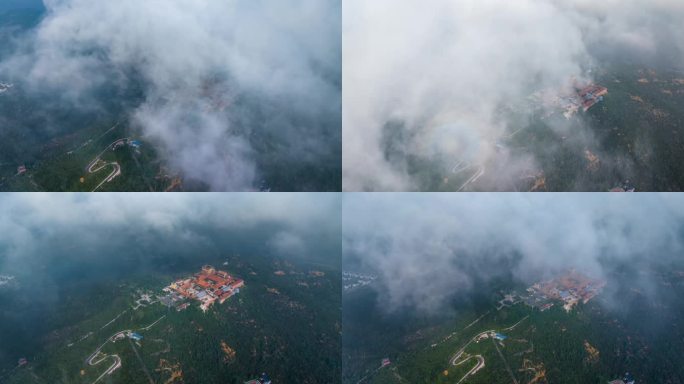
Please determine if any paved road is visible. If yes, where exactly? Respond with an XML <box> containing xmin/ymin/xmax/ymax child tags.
<box><xmin>449</xmin><ymin>329</ymin><xmax>495</xmax><ymax>365</ymax></box>
<box><xmin>452</xmin><ymin>354</ymin><xmax>485</xmax><ymax>384</ymax></box>
<box><xmin>457</xmin><ymin>166</ymin><xmax>485</xmax><ymax>192</ymax></box>
<box><xmin>85</xmin><ymin>138</ymin><xmax>127</xmax><ymax>171</ymax></box>
<box><xmin>100</xmin><ymin>310</ymin><xmax>128</xmax><ymax>331</ymax></box>
<box><xmin>464</xmin><ymin>311</ymin><xmax>490</xmax><ymax>330</ymax></box>
<box><xmin>140</xmin><ymin>315</ymin><xmax>165</xmax><ymax>331</ymax></box>
<box><xmin>89</xmin><ymin>162</ymin><xmax>121</xmax><ymax>192</ymax></box>
<box><xmin>452</xmin><ymin>160</ymin><xmax>472</xmax><ymax>174</ymax></box>
<box><xmin>86</xmin><ymin>138</ymin><xmax>128</xmax><ymax>191</ymax></box>
<box><xmin>447</xmin><ymin>315</ymin><xmax>528</xmax><ymax>383</ymax></box>
<box><xmin>83</xmin><ymin>315</ymin><xmax>168</xmax><ymax>384</ymax></box>
<box><xmin>503</xmin><ymin>316</ymin><xmax>528</xmax><ymax>331</ymax></box>
<box><xmin>448</xmin><ymin>329</ymin><xmax>495</xmax><ymax>383</ymax></box>
<box><xmin>86</xmin><ymin>330</ymin><xmax>130</xmax><ymax>384</ymax></box>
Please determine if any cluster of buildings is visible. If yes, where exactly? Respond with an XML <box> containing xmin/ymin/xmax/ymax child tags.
<box><xmin>577</xmin><ymin>85</ymin><xmax>609</xmax><ymax>111</ymax></box>
<box><xmin>111</xmin><ymin>330</ymin><xmax>143</xmax><ymax>342</ymax></box>
<box><xmin>0</xmin><ymin>275</ymin><xmax>15</xmax><ymax>287</ymax></box>
<box><xmin>342</xmin><ymin>271</ymin><xmax>377</xmax><ymax>292</ymax></box>
<box><xmin>112</xmin><ymin>138</ymin><xmax>142</xmax><ymax>151</ymax></box>
<box><xmin>496</xmin><ymin>292</ymin><xmax>521</xmax><ymax>310</ymax></box>
<box><xmin>556</xmin><ymin>94</ymin><xmax>581</xmax><ymax>119</ymax></box>
<box><xmin>474</xmin><ymin>331</ymin><xmax>508</xmax><ymax>343</ymax></box>
<box><xmin>610</xmin><ymin>179</ymin><xmax>636</xmax><ymax>193</ymax></box>
<box><xmin>609</xmin><ymin>372</ymin><xmax>635</xmax><ymax>384</ymax></box>
<box><xmin>558</xmin><ymin>84</ymin><xmax>608</xmax><ymax>118</ymax></box>
<box><xmin>244</xmin><ymin>373</ymin><xmax>272</xmax><ymax>384</ymax></box>
<box><xmin>524</xmin><ymin>271</ymin><xmax>606</xmax><ymax>312</ymax></box>
<box><xmin>0</xmin><ymin>82</ymin><xmax>13</xmax><ymax>93</ymax></box>
<box><xmin>531</xmin><ymin>83</ymin><xmax>608</xmax><ymax>119</ymax></box>
<box><xmin>161</xmin><ymin>265</ymin><xmax>244</xmax><ymax>312</ymax></box>
<box><xmin>498</xmin><ymin>271</ymin><xmax>605</xmax><ymax>313</ymax></box>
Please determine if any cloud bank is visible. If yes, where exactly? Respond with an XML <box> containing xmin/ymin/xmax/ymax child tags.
<box><xmin>0</xmin><ymin>193</ymin><xmax>341</xmax><ymax>275</ymax></box>
<box><xmin>342</xmin><ymin>0</ymin><xmax>684</xmax><ymax>191</ymax></box>
<box><xmin>343</xmin><ymin>194</ymin><xmax>684</xmax><ymax>312</ymax></box>
<box><xmin>1</xmin><ymin>0</ymin><xmax>341</xmax><ymax>190</ymax></box>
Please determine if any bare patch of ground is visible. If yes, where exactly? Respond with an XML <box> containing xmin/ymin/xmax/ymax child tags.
<box><xmin>220</xmin><ymin>340</ymin><xmax>236</xmax><ymax>364</ymax></box>
<box><xmin>156</xmin><ymin>359</ymin><xmax>183</xmax><ymax>384</ymax></box>
<box><xmin>584</xmin><ymin>150</ymin><xmax>600</xmax><ymax>172</ymax></box>
<box><xmin>583</xmin><ymin>340</ymin><xmax>600</xmax><ymax>365</ymax></box>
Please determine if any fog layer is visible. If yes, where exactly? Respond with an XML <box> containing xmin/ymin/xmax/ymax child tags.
<box><xmin>0</xmin><ymin>193</ymin><xmax>341</xmax><ymax>276</ymax></box>
<box><xmin>343</xmin><ymin>0</ymin><xmax>684</xmax><ymax>191</ymax></box>
<box><xmin>343</xmin><ymin>193</ymin><xmax>684</xmax><ymax>312</ymax></box>
<box><xmin>1</xmin><ymin>0</ymin><xmax>341</xmax><ymax>190</ymax></box>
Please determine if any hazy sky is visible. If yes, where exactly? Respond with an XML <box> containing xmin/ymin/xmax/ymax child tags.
<box><xmin>0</xmin><ymin>193</ymin><xmax>341</xmax><ymax>277</ymax></box>
<box><xmin>342</xmin><ymin>0</ymin><xmax>684</xmax><ymax>191</ymax></box>
<box><xmin>343</xmin><ymin>193</ymin><xmax>684</xmax><ymax>312</ymax></box>
<box><xmin>1</xmin><ymin>0</ymin><xmax>341</xmax><ymax>191</ymax></box>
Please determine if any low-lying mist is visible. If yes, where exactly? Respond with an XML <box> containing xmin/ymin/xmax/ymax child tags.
<box><xmin>0</xmin><ymin>193</ymin><xmax>341</xmax><ymax>277</ymax></box>
<box><xmin>343</xmin><ymin>193</ymin><xmax>684</xmax><ymax>313</ymax></box>
<box><xmin>1</xmin><ymin>0</ymin><xmax>341</xmax><ymax>191</ymax></box>
<box><xmin>342</xmin><ymin>0</ymin><xmax>684</xmax><ymax>191</ymax></box>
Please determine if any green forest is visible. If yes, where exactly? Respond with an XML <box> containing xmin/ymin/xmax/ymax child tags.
<box><xmin>1</xmin><ymin>253</ymin><xmax>341</xmax><ymax>383</ymax></box>
<box><xmin>344</xmin><ymin>263</ymin><xmax>684</xmax><ymax>384</ymax></box>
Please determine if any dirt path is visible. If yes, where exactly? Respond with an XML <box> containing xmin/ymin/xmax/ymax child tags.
<box><xmin>140</xmin><ymin>315</ymin><xmax>166</xmax><ymax>331</ymax></box>
<box><xmin>129</xmin><ymin>338</ymin><xmax>155</xmax><ymax>384</ymax></box>
<box><xmin>492</xmin><ymin>338</ymin><xmax>518</xmax><ymax>384</ymax></box>
<box><xmin>503</xmin><ymin>315</ymin><xmax>528</xmax><ymax>331</ymax></box>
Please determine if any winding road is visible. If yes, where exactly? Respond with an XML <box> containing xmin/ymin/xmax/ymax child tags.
<box><xmin>452</xmin><ymin>354</ymin><xmax>485</xmax><ymax>384</ymax></box>
<box><xmin>447</xmin><ymin>315</ymin><xmax>529</xmax><ymax>383</ymax></box>
<box><xmin>83</xmin><ymin>315</ymin><xmax>167</xmax><ymax>384</ymax></box>
<box><xmin>448</xmin><ymin>329</ymin><xmax>495</xmax><ymax>384</ymax></box>
<box><xmin>86</xmin><ymin>138</ymin><xmax>128</xmax><ymax>191</ymax></box>
<box><xmin>451</xmin><ymin>160</ymin><xmax>486</xmax><ymax>192</ymax></box>
<box><xmin>456</xmin><ymin>165</ymin><xmax>485</xmax><ymax>192</ymax></box>
<box><xmin>85</xmin><ymin>330</ymin><xmax>129</xmax><ymax>384</ymax></box>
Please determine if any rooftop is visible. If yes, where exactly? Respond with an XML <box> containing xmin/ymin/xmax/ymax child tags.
<box><xmin>165</xmin><ymin>265</ymin><xmax>244</xmax><ymax>312</ymax></box>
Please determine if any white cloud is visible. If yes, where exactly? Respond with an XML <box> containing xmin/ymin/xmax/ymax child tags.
<box><xmin>0</xmin><ymin>193</ymin><xmax>340</xmax><ymax>266</ymax></box>
<box><xmin>269</xmin><ymin>231</ymin><xmax>306</xmax><ymax>257</ymax></box>
<box><xmin>342</xmin><ymin>0</ymin><xmax>684</xmax><ymax>191</ymax></box>
<box><xmin>2</xmin><ymin>0</ymin><xmax>340</xmax><ymax>190</ymax></box>
<box><xmin>344</xmin><ymin>193</ymin><xmax>684</xmax><ymax>312</ymax></box>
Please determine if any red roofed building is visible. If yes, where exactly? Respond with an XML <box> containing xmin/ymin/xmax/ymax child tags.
<box><xmin>577</xmin><ymin>85</ymin><xmax>608</xmax><ymax>111</ymax></box>
<box><xmin>168</xmin><ymin>265</ymin><xmax>244</xmax><ymax>310</ymax></box>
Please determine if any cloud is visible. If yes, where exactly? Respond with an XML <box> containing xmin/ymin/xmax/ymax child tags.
<box><xmin>0</xmin><ymin>193</ymin><xmax>341</xmax><ymax>271</ymax></box>
<box><xmin>1</xmin><ymin>0</ymin><xmax>340</xmax><ymax>191</ymax></box>
<box><xmin>342</xmin><ymin>0</ymin><xmax>684</xmax><ymax>191</ymax></box>
<box><xmin>269</xmin><ymin>231</ymin><xmax>306</xmax><ymax>257</ymax></box>
<box><xmin>343</xmin><ymin>193</ymin><xmax>684</xmax><ymax>312</ymax></box>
